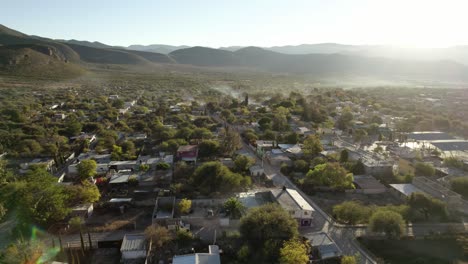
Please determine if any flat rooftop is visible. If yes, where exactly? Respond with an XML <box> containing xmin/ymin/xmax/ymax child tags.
<box><xmin>353</xmin><ymin>175</ymin><xmax>386</xmax><ymax>190</ymax></box>
<box><xmin>389</xmin><ymin>184</ymin><xmax>424</xmax><ymax>197</ymax></box>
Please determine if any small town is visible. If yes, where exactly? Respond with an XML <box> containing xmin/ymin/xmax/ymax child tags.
<box><xmin>1</xmin><ymin>83</ymin><xmax>468</xmax><ymax>264</ymax></box>
<box><xmin>2</xmin><ymin>1</ymin><xmax>468</xmax><ymax>264</ymax></box>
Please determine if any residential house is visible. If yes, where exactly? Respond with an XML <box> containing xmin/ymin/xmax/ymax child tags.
<box><xmin>249</xmin><ymin>165</ymin><xmax>264</xmax><ymax>177</ymax></box>
<box><xmin>270</xmin><ymin>187</ymin><xmax>314</xmax><ymax>226</ymax></box>
<box><xmin>267</xmin><ymin>151</ymin><xmax>293</xmax><ymax>167</ymax></box>
<box><xmin>177</xmin><ymin>145</ymin><xmax>198</xmax><ymax>163</ymax></box>
<box><xmin>308</xmin><ymin>232</ymin><xmax>342</xmax><ymax>262</ymax></box>
<box><xmin>172</xmin><ymin>245</ymin><xmax>221</xmax><ymax>264</ymax></box>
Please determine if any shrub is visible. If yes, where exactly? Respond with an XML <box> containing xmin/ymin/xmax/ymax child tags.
<box><xmin>156</xmin><ymin>162</ymin><xmax>170</xmax><ymax>170</ymax></box>
<box><xmin>128</xmin><ymin>175</ymin><xmax>139</xmax><ymax>187</ymax></box>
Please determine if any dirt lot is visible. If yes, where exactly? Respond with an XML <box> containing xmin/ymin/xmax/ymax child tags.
<box><xmin>311</xmin><ymin>191</ymin><xmax>403</xmax><ymax>215</ymax></box>
<box><xmin>86</xmin><ymin>206</ymin><xmax>153</xmax><ymax>232</ymax></box>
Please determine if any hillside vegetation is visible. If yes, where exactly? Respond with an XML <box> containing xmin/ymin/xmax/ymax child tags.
<box><xmin>1</xmin><ymin>24</ymin><xmax>468</xmax><ymax>83</ymax></box>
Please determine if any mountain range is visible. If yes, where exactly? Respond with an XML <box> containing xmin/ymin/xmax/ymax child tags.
<box><xmin>1</xmin><ymin>24</ymin><xmax>468</xmax><ymax>83</ymax></box>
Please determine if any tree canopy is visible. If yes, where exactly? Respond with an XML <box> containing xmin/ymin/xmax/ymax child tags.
<box><xmin>369</xmin><ymin>210</ymin><xmax>405</xmax><ymax>238</ymax></box>
<box><xmin>234</xmin><ymin>155</ymin><xmax>255</xmax><ymax>173</ymax></box>
<box><xmin>407</xmin><ymin>192</ymin><xmax>448</xmax><ymax>221</ymax></box>
<box><xmin>178</xmin><ymin>198</ymin><xmax>192</xmax><ymax>214</ymax></box>
<box><xmin>191</xmin><ymin>161</ymin><xmax>251</xmax><ymax>195</ymax></box>
<box><xmin>17</xmin><ymin>167</ymin><xmax>71</xmax><ymax>226</ymax></box>
<box><xmin>240</xmin><ymin>203</ymin><xmax>299</xmax><ymax>262</ymax></box>
<box><xmin>451</xmin><ymin>177</ymin><xmax>468</xmax><ymax>198</ymax></box>
<box><xmin>333</xmin><ymin>201</ymin><xmax>372</xmax><ymax>225</ymax></box>
<box><xmin>414</xmin><ymin>162</ymin><xmax>435</xmax><ymax>176</ymax></box>
<box><xmin>302</xmin><ymin>135</ymin><xmax>323</xmax><ymax>159</ymax></box>
<box><xmin>224</xmin><ymin>197</ymin><xmax>246</xmax><ymax>219</ymax></box>
<box><xmin>279</xmin><ymin>239</ymin><xmax>309</xmax><ymax>264</ymax></box>
<box><xmin>305</xmin><ymin>162</ymin><xmax>354</xmax><ymax>189</ymax></box>
<box><xmin>77</xmin><ymin>159</ymin><xmax>97</xmax><ymax>181</ymax></box>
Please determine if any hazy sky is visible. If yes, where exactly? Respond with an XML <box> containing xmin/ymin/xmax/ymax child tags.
<box><xmin>3</xmin><ymin>0</ymin><xmax>468</xmax><ymax>48</ymax></box>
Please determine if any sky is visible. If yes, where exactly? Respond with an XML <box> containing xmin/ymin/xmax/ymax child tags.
<box><xmin>2</xmin><ymin>0</ymin><xmax>468</xmax><ymax>48</ymax></box>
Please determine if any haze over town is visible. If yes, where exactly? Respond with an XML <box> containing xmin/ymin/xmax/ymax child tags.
<box><xmin>1</xmin><ymin>1</ymin><xmax>468</xmax><ymax>264</ymax></box>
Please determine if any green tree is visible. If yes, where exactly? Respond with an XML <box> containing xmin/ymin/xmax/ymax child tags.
<box><xmin>192</xmin><ymin>128</ymin><xmax>213</xmax><ymax>140</ymax></box>
<box><xmin>369</xmin><ymin>210</ymin><xmax>405</xmax><ymax>238</ymax></box>
<box><xmin>111</xmin><ymin>145</ymin><xmax>123</xmax><ymax>160</ymax></box>
<box><xmin>258</xmin><ymin>117</ymin><xmax>272</xmax><ymax>131</ymax></box>
<box><xmin>285</xmin><ymin>132</ymin><xmax>299</xmax><ymax>144</ymax></box>
<box><xmin>339</xmin><ymin>149</ymin><xmax>349</xmax><ymax>163</ymax></box>
<box><xmin>77</xmin><ymin>159</ymin><xmax>97</xmax><ymax>181</ymax></box>
<box><xmin>337</xmin><ymin>111</ymin><xmax>353</xmax><ymax>130</ymax></box>
<box><xmin>351</xmin><ymin>159</ymin><xmax>365</xmax><ymax>175</ymax></box>
<box><xmin>1</xmin><ymin>239</ymin><xmax>45</xmax><ymax>264</ymax></box>
<box><xmin>240</xmin><ymin>203</ymin><xmax>299</xmax><ymax>262</ymax></box>
<box><xmin>333</xmin><ymin>201</ymin><xmax>372</xmax><ymax>225</ymax></box>
<box><xmin>0</xmin><ymin>160</ymin><xmax>14</xmax><ymax>184</ymax></box>
<box><xmin>0</xmin><ymin>203</ymin><xmax>6</xmax><ymax>221</ymax></box>
<box><xmin>156</xmin><ymin>162</ymin><xmax>170</xmax><ymax>170</ymax></box>
<box><xmin>176</xmin><ymin>229</ymin><xmax>194</xmax><ymax>248</ymax></box>
<box><xmin>220</xmin><ymin>127</ymin><xmax>241</xmax><ymax>156</ymax></box>
<box><xmin>67</xmin><ymin>181</ymin><xmax>100</xmax><ymax>204</ymax></box>
<box><xmin>279</xmin><ymin>239</ymin><xmax>309</xmax><ymax>264</ymax></box>
<box><xmin>120</xmin><ymin>141</ymin><xmax>136</xmax><ymax>159</ymax></box>
<box><xmin>68</xmin><ymin>216</ymin><xmax>84</xmax><ymax>231</ymax></box>
<box><xmin>178</xmin><ymin>198</ymin><xmax>192</xmax><ymax>214</ymax></box>
<box><xmin>177</xmin><ymin>127</ymin><xmax>194</xmax><ymax>141</ymax></box>
<box><xmin>451</xmin><ymin>177</ymin><xmax>468</xmax><ymax>198</ymax></box>
<box><xmin>224</xmin><ymin>197</ymin><xmax>246</xmax><ymax>219</ymax></box>
<box><xmin>414</xmin><ymin>162</ymin><xmax>435</xmax><ymax>176</ymax></box>
<box><xmin>234</xmin><ymin>155</ymin><xmax>255</xmax><ymax>173</ymax></box>
<box><xmin>341</xmin><ymin>255</ymin><xmax>358</xmax><ymax>264</ymax></box>
<box><xmin>302</xmin><ymin>135</ymin><xmax>323</xmax><ymax>159</ymax></box>
<box><xmin>17</xmin><ymin>168</ymin><xmax>71</xmax><ymax>225</ymax></box>
<box><xmin>191</xmin><ymin>161</ymin><xmax>251</xmax><ymax>195</ymax></box>
<box><xmin>408</xmin><ymin>192</ymin><xmax>448</xmax><ymax>221</ymax></box>
<box><xmin>305</xmin><ymin>163</ymin><xmax>354</xmax><ymax>189</ymax></box>
<box><xmin>65</xmin><ymin>119</ymin><xmax>83</xmax><ymax>137</ymax></box>
<box><xmin>198</xmin><ymin>140</ymin><xmax>220</xmax><ymax>158</ymax></box>
<box><xmin>353</xmin><ymin>129</ymin><xmax>368</xmax><ymax>143</ymax></box>
<box><xmin>293</xmin><ymin>160</ymin><xmax>309</xmax><ymax>173</ymax></box>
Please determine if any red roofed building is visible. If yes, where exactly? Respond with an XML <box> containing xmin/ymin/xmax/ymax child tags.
<box><xmin>177</xmin><ymin>145</ymin><xmax>198</xmax><ymax>163</ymax></box>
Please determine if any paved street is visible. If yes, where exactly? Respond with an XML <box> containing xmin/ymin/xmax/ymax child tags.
<box><xmin>234</xmin><ymin>133</ymin><xmax>377</xmax><ymax>264</ymax></box>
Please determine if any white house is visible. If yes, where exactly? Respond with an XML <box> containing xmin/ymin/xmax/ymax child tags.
<box><xmin>173</xmin><ymin>245</ymin><xmax>221</xmax><ymax>264</ymax></box>
<box><xmin>270</xmin><ymin>187</ymin><xmax>315</xmax><ymax>226</ymax></box>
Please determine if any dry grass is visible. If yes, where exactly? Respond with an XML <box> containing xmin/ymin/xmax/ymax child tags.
<box><xmin>89</xmin><ymin>220</ymin><xmax>134</xmax><ymax>233</ymax></box>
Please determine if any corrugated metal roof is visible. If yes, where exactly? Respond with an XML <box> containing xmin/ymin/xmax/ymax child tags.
<box><xmin>120</xmin><ymin>234</ymin><xmax>146</xmax><ymax>252</ymax></box>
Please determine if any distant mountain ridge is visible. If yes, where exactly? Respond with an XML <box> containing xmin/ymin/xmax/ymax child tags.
<box><xmin>170</xmin><ymin>46</ymin><xmax>468</xmax><ymax>81</ymax></box>
<box><xmin>127</xmin><ymin>44</ymin><xmax>190</xmax><ymax>54</ymax></box>
<box><xmin>1</xmin><ymin>24</ymin><xmax>468</xmax><ymax>83</ymax></box>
